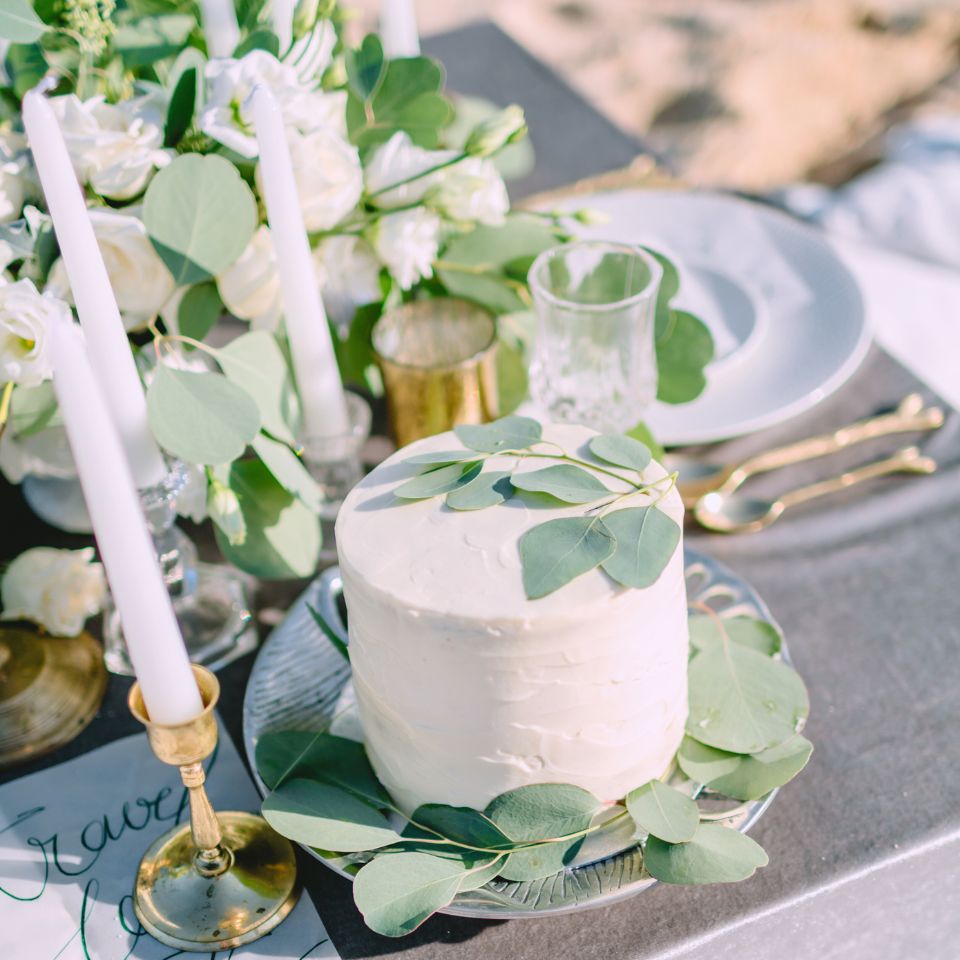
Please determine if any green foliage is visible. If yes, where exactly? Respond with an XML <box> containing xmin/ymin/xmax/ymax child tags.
<box><xmin>644</xmin><ymin>823</ymin><xmax>768</xmax><ymax>885</ymax></box>
<box><xmin>163</xmin><ymin>55</ymin><xmax>201</xmax><ymax>148</ymax></box>
<box><xmin>445</xmin><ymin>470</ymin><xmax>512</xmax><ymax>511</ymax></box>
<box><xmin>307</xmin><ymin>602</ymin><xmax>350</xmax><ymax>663</ymax></box>
<box><xmin>143</xmin><ymin>154</ymin><xmax>257</xmax><ymax>285</ymax></box>
<box><xmin>677</xmin><ymin>735</ymin><xmax>813</xmax><ymax>802</ymax></box>
<box><xmin>394</xmin><ymin>460</ymin><xmax>483</xmax><ymax>499</ymax></box>
<box><xmin>262</xmin><ymin>778</ymin><xmax>401</xmax><ymax>852</ymax></box>
<box><xmin>511</xmin><ymin>464</ymin><xmax>611</xmax><ymax>504</ymax></box>
<box><xmin>146</xmin><ymin>364</ymin><xmax>260</xmax><ymax>465</ymax></box>
<box><xmin>688</xmin><ymin>615</ymin><xmax>782</xmax><ymax>656</ymax></box>
<box><xmin>588</xmin><ymin>433</ymin><xmax>652</xmax><ymax>472</ymax></box>
<box><xmin>345</xmin><ymin>37</ymin><xmax>452</xmax><ymax>149</ymax></box>
<box><xmin>411</xmin><ymin>804</ymin><xmax>511</xmax><ymax>850</ymax></box>
<box><xmin>519</xmin><ymin>516</ymin><xmax>615</xmax><ymax>600</ymax></box>
<box><xmin>625</xmin><ymin>780</ymin><xmax>699</xmax><ymax>843</ymax></box>
<box><xmin>112</xmin><ymin>13</ymin><xmax>194</xmax><ymax>65</ymax></box>
<box><xmin>656</xmin><ymin>309</ymin><xmax>715</xmax><ymax>404</ymax></box>
<box><xmin>353</xmin><ymin>853</ymin><xmax>464</xmax><ymax>938</ymax></box>
<box><xmin>176</xmin><ymin>282</ymin><xmax>222</xmax><ymax>343</ymax></box>
<box><xmin>438</xmin><ymin>218</ymin><xmax>559</xmax><ymax>314</ymax></box>
<box><xmin>454</xmin><ymin>414</ymin><xmax>541</xmax><ymax>453</ymax></box>
<box><xmin>599</xmin><ymin>507</ymin><xmax>681</xmax><ymax>589</ymax></box>
<box><xmin>212</xmin><ymin>458</ymin><xmax>321</xmax><ymax>579</ymax></box>
<box><xmin>686</xmin><ymin>641</ymin><xmax>810</xmax><ymax>754</ymax></box>
<box><xmin>485</xmin><ymin>783</ymin><xmax>601</xmax><ymax>881</ymax></box>
<box><xmin>404</xmin><ymin>449</ymin><xmax>477</xmax><ymax>468</ymax></box>
<box><xmin>0</xmin><ymin>1</ymin><xmax>48</xmax><ymax>44</ymax></box>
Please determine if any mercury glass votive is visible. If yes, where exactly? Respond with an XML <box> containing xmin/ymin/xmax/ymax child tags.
<box><xmin>301</xmin><ymin>391</ymin><xmax>372</xmax><ymax>556</ymax></box>
<box><xmin>372</xmin><ymin>298</ymin><xmax>499</xmax><ymax>447</ymax></box>
<box><xmin>528</xmin><ymin>241</ymin><xmax>662</xmax><ymax>432</ymax></box>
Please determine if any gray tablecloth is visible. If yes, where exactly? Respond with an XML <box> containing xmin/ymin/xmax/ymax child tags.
<box><xmin>3</xmin><ymin>21</ymin><xmax>958</xmax><ymax>960</ymax></box>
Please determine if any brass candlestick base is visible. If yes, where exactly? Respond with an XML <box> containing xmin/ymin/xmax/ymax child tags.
<box><xmin>129</xmin><ymin>665</ymin><xmax>300</xmax><ymax>952</ymax></box>
<box><xmin>0</xmin><ymin>626</ymin><xmax>107</xmax><ymax>767</ymax></box>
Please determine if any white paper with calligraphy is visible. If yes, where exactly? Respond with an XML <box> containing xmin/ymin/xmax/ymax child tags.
<box><xmin>0</xmin><ymin>727</ymin><xmax>340</xmax><ymax>960</ymax></box>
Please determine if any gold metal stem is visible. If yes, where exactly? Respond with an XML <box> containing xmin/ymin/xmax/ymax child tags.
<box><xmin>179</xmin><ymin>760</ymin><xmax>231</xmax><ymax>876</ymax></box>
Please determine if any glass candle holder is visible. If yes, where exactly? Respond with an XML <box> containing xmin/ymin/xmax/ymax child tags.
<box><xmin>301</xmin><ymin>391</ymin><xmax>372</xmax><ymax>558</ymax></box>
<box><xmin>102</xmin><ymin>461</ymin><xmax>256</xmax><ymax>676</ymax></box>
<box><xmin>528</xmin><ymin>241</ymin><xmax>662</xmax><ymax>432</ymax></box>
<box><xmin>372</xmin><ymin>298</ymin><xmax>499</xmax><ymax>447</ymax></box>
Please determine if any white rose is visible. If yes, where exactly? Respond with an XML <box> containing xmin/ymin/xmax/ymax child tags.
<box><xmin>176</xmin><ymin>462</ymin><xmax>209</xmax><ymax>523</ymax></box>
<box><xmin>313</xmin><ymin>235</ymin><xmax>382</xmax><ymax>330</ymax></box>
<box><xmin>200</xmin><ymin>50</ymin><xmax>338</xmax><ymax>158</ymax></box>
<box><xmin>371</xmin><ymin>208</ymin><xmax>441</xmax><ymax>290</ymax></box>
<box><xmin>365</xmin><ymin>131</ymin><xmax>458</xmax><ymax>208</ymax></box>
<box><xmin>256</xmin><ymin>126</ymin><xmax>361</xmax><ymax>232</ymax></box>
<box><xmin>0</xmin><ymin>133</ymin><xmax>30</xmax><ymax>223</ymax></box>
<box><xmin>284</xmin><ymin>89</ymin><xmax>348</xmax><ymax>139</ymax></box>
<box><xmin>46</xmin><ymin>208</ymin><xmax>175</xmax><ymax>330</ymax></box>
<box><xmin>217</xmin><ymin>226</ymin><xmax>283</xmax><ymax>330</ymax></box>
<box><xmin>0</xmin><ymin>278</ymin><xmax>68</xmax><ymax>387</ymax></box>
<box><xmin>431</xmin><ymin>157</ymin><xmax>509</xmax><ymax>226</ymax></box>
<box><xmin>50</xmin><ymin>94</ymin><xmax>171</xmax><ymax>201</ymax></box>
<box><xmin>1</xmin><ymin>546</ymin><xmax>106</xmax><ymax>636</ymax></box>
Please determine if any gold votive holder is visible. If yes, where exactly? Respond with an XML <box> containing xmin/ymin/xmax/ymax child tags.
<box><xmin>129</xmin><ymin>665</ymin><xmax>300</xmax><ymax>953</ymax></box>
<box><xmin>0</xmin><ymin>626</ymin><xmax>107</xmax><ymax>767</ymax></box>
<box><xmin>372</xmin><ymin>298</ymin><xmax>500</xmax><ymax>447</ymax></box>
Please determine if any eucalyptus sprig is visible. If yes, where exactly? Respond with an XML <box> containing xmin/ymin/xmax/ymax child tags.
<box><xmin>255</xmin><ymin>606</ymin><xmax>812</xmax><ymax>937</ymax></box>
<box><xmin>393</xmin><ymin>415</ymin><xmax>682</xmax><ymax>599</ymax></box>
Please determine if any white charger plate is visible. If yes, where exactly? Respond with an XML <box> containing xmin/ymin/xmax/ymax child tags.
<box><xmin>549</xmin><ymin>189</ymin><xmax>871</xmax><ymax>445</ymax></box>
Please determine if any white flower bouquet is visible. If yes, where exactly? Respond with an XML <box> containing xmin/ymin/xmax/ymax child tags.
<box><xmin>0</xmin><ymin>0</ymin><xmax>712</xmax><ymax>578</ymax></box>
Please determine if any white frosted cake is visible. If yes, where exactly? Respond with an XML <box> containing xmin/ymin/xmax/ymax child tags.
<box><xmin>335</xmin><ymin>422</ymin><xmax>689</xmax><ymax>813</ymax></box>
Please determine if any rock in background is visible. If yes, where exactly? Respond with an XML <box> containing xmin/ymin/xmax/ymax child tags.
<box><xmin>348</xmin><ymin>0</ymin><xmax>960</xmax><ymax>188</ymax></box>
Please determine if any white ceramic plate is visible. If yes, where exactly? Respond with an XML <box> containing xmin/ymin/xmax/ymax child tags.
<box><xmin>549</xmin><ymin>190</ymin><xmax>871</xmax><ymax>445</ymax></box>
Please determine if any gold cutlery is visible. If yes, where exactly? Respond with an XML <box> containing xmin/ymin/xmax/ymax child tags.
<box><xmin>693</xmin><ymin>445</ymin><xmax>937</xmax><ymax>533</ymax></box>
<box><xmin>673</xmin><ymin>394</ymin><xmax>944</xmax><ymax>507</ymax></box>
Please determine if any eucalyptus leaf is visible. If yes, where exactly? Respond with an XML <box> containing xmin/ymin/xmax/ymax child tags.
<box><xmin>255</xmin><ymin>730</ymin><xmax>388</xmax><ymax>805</ymax></box>
<box><xmin>644</xmin><ymin>246</ymin><xmax>680</xmax><ymax>341</ymax></box>
<box><xmin>216</xmin><ymin>329</ymin><xmax>298</xmax><ymax>442</ymax></box>
<box><xmin>511</xmin><ymin>464</ymin><xmax>611</xmax><ymax>504</ymax></box>
<box><xmin>457</xmin><ymin>856</ymin><xmax>506</xmax><ymax>891</ymax></box>
<box><xmin>625</xmin><ymin>779</ymin><xmax>699</xmax><ymax>843</ymax></box>
<box><xmin>454</xmin><ymin>415</ymin><xmax>541</xmax><ymax>453</ymax></box>
<box><xmin>404</xmin><ymin>449</ymin><xmax>478</xmax><ymax>468</ymax></box>
<box><xmin>644</xmin><ymin>824</ymin><xmax>768</xmax><ymax>885</ymax></box>
<box><xmin>519</xmin><ymin>516</ymin><xmax>615</xmax><ymax>600</ymax></box>
<box><xmin>353</xmin><ymin>853</ymin><xmax>464</xmax><ymax>938</ymax></box>
<box><xmin>588</xmin><ymin>433</ymin><xmax>652</xmax><ymax>472</ymax></box>
<box><xmin>678</xmin><ymin>735</ymin><xmax>813</xmax><ymax>801</ymax></box>
<box><xmin>436</xmin><ymin>269</ymin><xmax>526</xmax><ymax>315</ymax></box>
<box><xmin>144</xmin><ymin>154</ymin><xmax>257</xmax><ymax>285</ymax></box>
<box><xmin>394</xmin><ymin>460</ymin><xmax>483</xmax><ymax>499</ymax></box>
<box><xmin>411</xmin><ymin>804</ymin><xmax>512</xmax><ymax>850</ymax></box>
<box><xmin>445</xmin><ymin>471</ymin><xmax>513</xmax><ymax>510</ymax></box>
<box><xmin>176</xmin><ymin>282</ymin><xmax>222</xmax><ymax>343</ymax></box>
<box><xmin>112</xmin><ymin>14</ymin><xmax>195</xmax><ymax>65</ymax></box>
<box><xmin>688</xmin><ymin>616</ymin><xmax>782</xmax><ymax>657</ymax></box>
<box><xmin>687</xmin><ymin>643</ymin><xmax>809</xmax><ymax>754</ymax></box>
<box><xmin>262</xmin><ymin>779</ymin><xmax>400</xmax><ymax>852</ymax></box>
<box><xmin>146</xmin><ymin>365</ymin><xmax>260</xmax><ymax>465</ymax></box>
<box><xmin>213</xmin><ymin>458</ymin><xmax>321</xmax><ymax>578</ymax></box>
<box><xmin>656</xmin><ymin>309</ymin><xmax>714</xmax><ymax>405</ymax></box>
<box><xmin>0</xmin><ymin>1</ymin><xmax>47</xmax><ymax>43</ymax></box>
<box><xmin>485</xmin><ymin>783</ymin><xmax>600</xmax><ymax>882</ymax></box>
<box><xmin>627</xmin><ymin>421</ymin><xmax>665</xmax><ymax>462</ymax></box>
<box><xmin>307</xmin><ymin>602</ymin><xmax>350</xmax><ymax>664</ymax></box>
<box><xmin>7</xmin><ymin>42</ymin><xmax>47</xmax><ymax>100</ymax></box>
<box><xmin>345</xmin><ymin>34</ymin><xmax>385</xmax><ymax>101</ymax></box>
<box><xmin>252</xmin><ymin>434</ymin><xmax>321</xmax><ymax>513</ymax></box>
<box><xmin>599</xmin><ymin>507</ymin><xmax>680</xmax><ymax>589</ymax></box>
<box><xmin>164</xmin><ymin>62</ymin><xmax>198</xmax><ymax>149</ymax></box>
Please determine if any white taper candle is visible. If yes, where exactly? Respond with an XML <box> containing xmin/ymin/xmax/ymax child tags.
<box><xmin>250</xmin><ymin>85</ymin><xmax>349</xmax><ymax>440</ymax></box>
<box><xmin>200</xmin><ymin>0</ymin><xmax>241</xmax><ymax>59</ymax></box>
<box><xmin>22</xmin><ymin>87</ymin><xmax>167</xmax><ymax>490</ymax></box>
<box><xmin>51</xmin><ymin>320</ymin><xmax>202</xmax><ymax>726</ymax></box>
<box><xmin>380</xmin><ymin>0</ymin><xmax>420</xmax><ymax>58</ymax></box>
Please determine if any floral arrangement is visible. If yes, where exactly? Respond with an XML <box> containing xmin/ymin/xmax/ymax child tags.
<box><xmin>0</xmin><ymin>1</ymin><xmax>712</xmax><ymax>579</ymax></box>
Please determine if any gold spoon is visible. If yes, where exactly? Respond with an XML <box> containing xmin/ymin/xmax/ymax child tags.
<box><xmin>693</xmin><ymin>445</ymin><xmax>937</xmax><ymax>533</ymax></box>
<box><xmin>673</xmin><ymin>394</ymin><xmax>944</xmax><ymax>508</ymax></box>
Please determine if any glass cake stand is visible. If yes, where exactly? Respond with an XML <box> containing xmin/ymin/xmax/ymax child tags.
<box><xmin>242</xmin><ymin>548</ymin><xmax>793</xmax><ymax>918</ymax></box>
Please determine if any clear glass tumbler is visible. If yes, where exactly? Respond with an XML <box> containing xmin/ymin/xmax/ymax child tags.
<box><xmin>528</xmin><ymin>241</ymin><xmax>662</xmax><ymax>432</ymax></box>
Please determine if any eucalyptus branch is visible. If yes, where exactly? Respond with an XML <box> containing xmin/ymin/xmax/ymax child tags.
<box><xmin>366</xmin><ymin>152</ymin><xmax>468</xmax><ymax>200</ymax></box>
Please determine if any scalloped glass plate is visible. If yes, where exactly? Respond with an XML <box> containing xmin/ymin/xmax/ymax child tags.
<box><xmin>243</xmin><ymin>548</ymin><xmax>793</xmax><ymax>918</ymax></box>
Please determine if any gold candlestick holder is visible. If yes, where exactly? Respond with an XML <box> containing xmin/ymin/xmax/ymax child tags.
<box><xmin>129</xmin><ymin>665</ymin><xmax>300</xmax><ymax>952</ymax></box>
